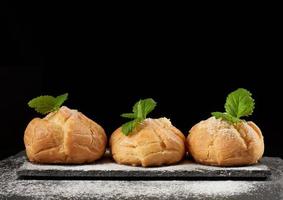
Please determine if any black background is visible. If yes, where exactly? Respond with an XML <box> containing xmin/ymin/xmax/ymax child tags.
<box><xmin>1</xmin><ymin>7</ymin><xmax>282</xmax><ymax>160</ymax></box>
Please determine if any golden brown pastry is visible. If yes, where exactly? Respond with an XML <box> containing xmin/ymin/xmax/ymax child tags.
<box><xmin>187</xmin><ymin>117</ymin><xmax>264</xmax><ymax>166</ymax></box>
<box><xmin>24</xmin><ymin>106</ymin><xmax>107</xmax><ymax>164</ymax></box>
<box><xmin>110</xmin><ymin>118</ymin><xmax>186</xmax><ymax>167</ymax></box>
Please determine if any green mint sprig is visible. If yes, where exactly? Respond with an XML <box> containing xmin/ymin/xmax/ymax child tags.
<box><xmin>28</xmin><ymin>93</ymin><xmax>68</xmax><ymax>115</ymax></box>
<box><xmin>212</xmin><ymin>88</ymin><xmax>255</xmax><ymax>124</ymax></box>
<box><xmin>121</xmin><ymin>98</ymin><xmax>157</xmax><ymax>136</ymax></box>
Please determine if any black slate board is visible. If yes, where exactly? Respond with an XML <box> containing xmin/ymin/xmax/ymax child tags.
<box><xmin>2</xmin><ymin>152</ymin><xmax>282</xmax><ymax>200</ymax></box>
<box><xmin>17</xmin><ymin>153</ymin><xmax>271</xmax><ymax>179</ymax></box>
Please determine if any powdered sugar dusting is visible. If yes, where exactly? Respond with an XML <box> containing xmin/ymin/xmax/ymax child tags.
<box><xmin>4</xmin><ymin>179</ymin><xmax>262</xmax><ymax>199</ymax></box>
<box><xmin>144</xmin><ymin>117</ymin><xmax>172</xmax><ymax>128</ymax></box>
<box><xmin>185</xmin><ymin>181</ymin><xmax>257</xmax><ymax>197</ymax></box>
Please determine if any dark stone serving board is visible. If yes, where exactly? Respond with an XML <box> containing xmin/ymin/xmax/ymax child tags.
<box><xmin>1</xmin><ymin>152</ymin><xmax>282</xmax><ymax>199</ymax></box>
<box><xmin>17</xmin><ymin>153</ymin><xmax>271</xmax><ymax>179</ymax></box>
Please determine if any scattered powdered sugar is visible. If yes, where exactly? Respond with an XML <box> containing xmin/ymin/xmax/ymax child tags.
<box><xmin>4</xmin><ymin>179</ymin><xmax>261</xmax><ymax>199</ymax></box>
<box><xmin>184</xmin><ymin>181</ymin><xmax>257</xmax><ymax>197</ymax></box>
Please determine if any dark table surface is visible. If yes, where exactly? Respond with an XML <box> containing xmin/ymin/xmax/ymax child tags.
<box><xmin>0</xmin><ymin>152</ymin><xmax>283</xmax><ymax>200</ymax></box>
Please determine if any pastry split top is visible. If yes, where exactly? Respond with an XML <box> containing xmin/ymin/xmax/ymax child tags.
<box><xmin>187</xmin><ymin>117</ymin><xmax>264</xmax><ymax>166</ymax></box>
<box><xmin>110</xmin><ymin>118</ymin><xmax>186</xmax><ymax>167</ymax></box>
<box><xmin>24</xmin><ymin>106</ymin><xmax>107</xmax><ymax>164</ymax></box>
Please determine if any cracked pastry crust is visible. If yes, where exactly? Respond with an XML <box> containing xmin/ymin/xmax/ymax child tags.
<box><xmin>110</xmin><ymin>118</ymin><xmax>186</xmax><ymax>167</ymax></box>
<box><xmin>187</xmin><ymin>117</ymin><xmax>264</xmax><ymax>166</ymax></box>
<box><xmin>24</xmin><ymin>106</ymin><xmax>107</xmax><ymax>164</ymax></box>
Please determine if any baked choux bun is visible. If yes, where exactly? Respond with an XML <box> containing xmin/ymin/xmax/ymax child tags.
<box><xmin>110</xmin><ymin>118</ymin><xmax>186</xmax><ymax>167</ymax></box>
<box><xmin>187</xmin><ymin>117</ymin><xmax>264</xmax><ymax>166</ymax></box>
<box><xmin>24</xmin><ymin>106</ymin><xmax>107</xmax><ymax>164</ymax></box>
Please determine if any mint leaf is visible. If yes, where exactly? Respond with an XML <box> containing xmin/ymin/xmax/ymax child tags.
<box><xmin>28</xmin><ymin>96</ymin><xmax>56</xmax><ymax>114</ymax></box>
<box><xmin>121</xmin><ymin>98</ymin><xmax>157</xmax><ymax>135</ymax></box>
<box><xmin>120</xmin><ymin>113</ymin><xmax>137</xmax><ymax>119</ymax></box>
<box><xmin>28</xmin><ymin>93</ymin><xmax>68</xmax><ymax>115</ymax></box>
<box><xmin>225</xmin><ymin>88</ymin><xmax>254</xmax><ymax>118</ymax></box>
<box><xmin>211</xmin><ymin>112</ymin><xmax>240</xmax><ymax>124</ymax></box>
<box><xmin>133</xmin><ymin>98</ymin><xmax>157</xmax><ymax>119</ymax></box>
<box><xmin>212</xmin><ymin>88</ymin><xmax>255</xmax><ymax>123</ymax></box>
<box><xmin>136</xmin><ymin>100</ymin><xmax>143</xmax><ymax>119</ymax></box>
<box><xmin>121</xmin><ymin>119</ymin><xmax>142</xmax><ymax>136</ymax></box>
<box><xmin>54</xmin><ymin>93</ymin><xmax>68</xmax><ymax>109</ymax></box>
<box><xmin>140</xmin><ymin>98</ymin><xmax>157</xmax><ymax>118</ymax></box>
